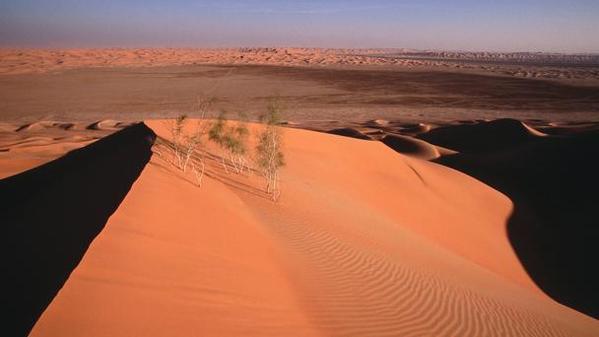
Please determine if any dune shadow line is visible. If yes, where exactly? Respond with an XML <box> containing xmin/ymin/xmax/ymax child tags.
<box><xmin>435</xmin><ymin>129</ymin><xmax>599</xmax><ymax>318</ymax></box>
<box><xmin>0</xmin><ymin>122</ymin><xmax>156</xmax><ymax>336</ymax></box>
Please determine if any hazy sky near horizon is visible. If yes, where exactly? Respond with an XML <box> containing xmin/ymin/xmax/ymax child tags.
<box><xmin>1</xmin><ymin>0</ymin><xmax>598</xmax><ymax>52</ymax></box>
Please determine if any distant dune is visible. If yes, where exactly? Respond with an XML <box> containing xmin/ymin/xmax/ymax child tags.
<box><xmin>2</xmin><ymin>48</ymin><xmax>598</xmax><ymax>82</ymax></box>
<box><xmin>2</xmin><ymin>119</ymin><xmax>597</xmax><ymax>336</ymax></box>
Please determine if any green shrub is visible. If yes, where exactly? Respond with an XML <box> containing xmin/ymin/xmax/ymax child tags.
<box><xmin>255</xmin><ymin>100</ymin><xmax>285</xmax><ymax>200</ymax></box>
<box><xmin>209</xmin><ymin>111</ymin><xmax>249</xmax><ymax>174</ymax></box>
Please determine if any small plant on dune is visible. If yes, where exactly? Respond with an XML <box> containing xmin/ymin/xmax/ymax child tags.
<box><xmin>208</xmin><ymin>111</ymin><xmax>249</xmax><ymax>174</ymax></box>
<box><xmin>170</xmin><ymin>114</ymin><xmax>188</xmax><ymax>169</ymax></box>
<box><xmin>182</xmin><ymin>97</ymin><xmax>215</xmax><ymax>171</ymax></box>
<box><xmin>227</xmin><ymin>113</ymin><xmax>250</xmax><ymax>173</ymax></box>
<box><xmin>208</xmin><ymin>111</ymin><xmax>229</xmax><ymax>172</ymax></box>
<box><xmin>184</xmin><ymin>97</ymin><xmax>216</xmax><ymax>185</ymax></box>
<box><xmin>181</xmin><ymin>126</ymin><xmax>202</xmax><ymax>173</ymax></box>
<box><xmin>190</xmin><ymin>160</ymin><xmax>205</xmax><ymax>186</ymax></box>
<box><xmin>255</xmin><ymin>100</ymin><xmax>285</xmax><ymax>201</ymax></box>
<box><xmin>165</xmin><ymin>96</ymin><xmax>214</xmax><ymax>186</ymax></box>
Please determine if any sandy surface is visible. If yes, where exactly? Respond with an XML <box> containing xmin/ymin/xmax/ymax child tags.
<box><xmin>2</xmin><ymin>49</ymin><xmax>598</xmax><ymax>123</ymax></box>
<box><xmin>1</xmin><ymin>64</ymin><xmax>599</xmax><ymax>124</ymax></box>
<box><xmin>0</xmin><ymin>120</ymin><xmax>135</xmax><ymax>179</ymax></box>
<box><xmin>2</xmin><ymin>48</ymin><xmax>599</xmax><ymax>82</ymax></box>
<box><xmin>2</xmin><ymin>118</ymin><xmax>597</xmax><ymax>336</ymax></box>
<box><xmin>2</xmin><ymin>48</ymin><xmax>598</xmax><ymax>336</ymax></box>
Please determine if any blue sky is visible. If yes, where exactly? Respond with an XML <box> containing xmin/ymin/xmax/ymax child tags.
<box><xmin>1</xmin><ymin>0</ymin><xmax>598</xmax><ymax>52</ymax></box>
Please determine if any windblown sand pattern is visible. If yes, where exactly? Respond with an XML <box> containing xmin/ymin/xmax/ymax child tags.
<box><xmin>0</xmin><ymin>120</ymin><xmax>130</xmax><ymax>178</ymax></box>
<box><xmin>2</xmin><ymin>120</ymin><xmax>594</xmax><ymax>336</ymax></box>
<box><xmin>262</xmin><ymin>215</ymin><xmax>577</xmax><ymax>337</ymax></box>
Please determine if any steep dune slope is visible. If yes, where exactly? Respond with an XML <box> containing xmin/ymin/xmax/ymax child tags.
<box><xmin>26</xmin><ymin>121</ymin><xmax>598</xmax><ymax>336</ymax></box>
<box><xmin>2</xmin><ymin>124</ymin><xmax>155</xmax><ymax>336</ymax></box>
<box><xmin>0</xmin><ymin>120</ymin><xmax>129</xmax><ymax>179</ymax></box>
<box><xmin>416</xmin><ymin>118</ymin><xmax>545</xmax><ymax>153</ymax></box>
<box><xmin>437</xmin><ymin>129</ymin><xmax>599</xmax><ymax>318</ymax></box>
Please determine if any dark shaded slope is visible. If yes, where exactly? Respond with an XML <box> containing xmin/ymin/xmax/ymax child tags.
<box><xmin>381</xmin><ymin>134</ymin><xmax>440</xmax><ymax>160</ymax></box>
<box><xmin>417</xmin><ymin>118</ymin><xmax>541</xmax><ymax>153</ymax></box>
<box><xmin>436</xmin><ymin>130</ymin><xmax>599</xmax><ymax>318</ymax></box>
<box><xmin>1</xmin><ymin>123</ymin><xmax>156</xmax><ymax>336</ymax></box>
<box><xmin>327</xmin><ymin>128</ymin><xmax>373</xmax><ymax>140</ymax></box>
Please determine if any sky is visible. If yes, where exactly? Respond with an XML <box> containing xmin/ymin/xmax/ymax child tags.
<box><xmin>1</xmin><ymin>0</ymin><xmax>598</xmax><ymax>52</ymax></box>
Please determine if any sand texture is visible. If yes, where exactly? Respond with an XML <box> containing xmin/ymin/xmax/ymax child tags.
<box><xmin>2</xmin><ymin>48</ymin><xmax>599</xmax><ymax>83</ymax></box>
<box><xmin>2</xmin><ymin>119</ymin><xmax>597</xmax><ymax>336</ymax></box>
<box><xmin>3</xmin><ymin>62</ymin><xmax>598</xmax><ymax>125</ymax></box>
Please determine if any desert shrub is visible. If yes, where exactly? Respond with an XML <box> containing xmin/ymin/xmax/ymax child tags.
<box><xmin>181</xmin><ymin>125</ymin><xmax>202</xmax><ymax>172</ymax></box>
<box><xmin>208</xmin><ymin>111</ymin><xmax>226</xmax><ymax>144</ymax></box>
<box><xmin>165</xmin><ymin>97</ymin><xmax>214</xmax><ymax>186</ymax></box>
<box><xmin>208</xmin><ymin>111</ymin><xmax>249</xmax><ymax>174</ymax></box>
<box><xmin>255</xmin><ymin>100</ymin><xmax>285</xmax><ymax>200</ymax></box>
<box><xmin>170</xmin><ymin>114</ymin><xmax>188</xmax><ymax>169</ymax></box>
<box><xmin>190</xmin><ymin>160</ymin><xmax>205</xmax><ymax>186</ymax></box>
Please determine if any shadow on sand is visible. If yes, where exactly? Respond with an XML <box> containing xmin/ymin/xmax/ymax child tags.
<box><xmin>435</xmin><ymin>128</ymin><xmax>599</xmax><ymax>318</ymax></box>
<box><xmin>153</xmin><ymin>136</ymin><xmax>274</xmax><ymax>200</ymax></box>
<box><xmin>1</xmin><ymin>123</ymin><xmax>155</xmax><ymax>336</ymax></box>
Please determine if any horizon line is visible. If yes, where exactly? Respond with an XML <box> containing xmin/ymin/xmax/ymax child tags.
<box><xmin>1</xmin><ymin>45</ymin><xmax>598</xmax><ymax>55</ymax></box>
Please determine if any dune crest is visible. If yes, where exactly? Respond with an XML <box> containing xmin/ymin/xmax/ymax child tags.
<box><xmin>15</xmin><ymin>121</ymin><xmax>75</xmax><ymax>132</ymax></box>
<box><xmin>327</xmin><ymin>127</ymin><xmax>373</xmax><ymax>140</ymax></box>
<box><xmin>437</xmin><ymin>128</ymin><xmax>599</xmax><ymax>318</ymax></box>
<box><xmin>22</xmin><ymin>120</ymin><xmax>597</xmax><ymax>337</ymax></box>
<box><xmin>0</xmin><ymin>120</ymin><xmax>128</xmax><ymax>179</ymax></box>
<box><xmin>3</xmin><ymin>124</ymin><xmax>155</xmax><ymax>336</ymax></box>
<box><xmin>381</xmin><ymin>134</ymin><xmax>442</xmax><ymax>160</ymax></box>
<box><xmin>87</xmin><ymin>119</ymin><xmax>132</xmax><ymax>131</ymax></box>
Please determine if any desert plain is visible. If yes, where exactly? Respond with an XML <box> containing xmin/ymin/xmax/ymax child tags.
<box><xmin>1</xmin><ymin>48</ymin><xmax>598</xmax><ymax>337</ymax></box>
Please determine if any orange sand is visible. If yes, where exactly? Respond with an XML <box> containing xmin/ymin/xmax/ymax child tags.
<box><xmin>2</xmin><ymin>48</ymin><xmax>597</xmax><ymax>82</ymax></box>
<box><xmin>1</xmin><ymin>119</ymin><xmax>596</xmax><ymax>335</ymax></box>
<box><xmin>0</xmin><ymin>120</ymin><xmax>587</xmax><ymax>336</ymax></box>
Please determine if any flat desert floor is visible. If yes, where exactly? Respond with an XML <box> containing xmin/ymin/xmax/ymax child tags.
<box><xmin>1</xmin><ymin>48</ymin><xmax>599</xmax><ymax>123</ymax></box>
<box><xmin>1</xmin><ymin>49</ymin><xmax>598</xmax><ymax>337</ymax></box>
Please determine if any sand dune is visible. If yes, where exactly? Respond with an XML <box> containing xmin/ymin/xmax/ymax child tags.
<box><xmin>381</xmin><ymin>134</ymin><xmax>442</xmax><ymax>160</ymax></box>
<box><xmin>534</xmin><ymin>121</ymin><xmax>599</xmax><ymax>135</ymax></box>
<box><xmin>3</xmin><ymin>124</ymin><xmax>155</xmax><ymax>336</ymax></box>
<box><xmin>15</xmin><ymin>121</ymin><xmax>76</xmax><ymax>132</ymax></box>
<box><xmin>327</xmin><ymin>127</ymin><xmax>373</xmax><ymax>140</ymax></box>
<box><xmin>86</xmin><ymin>119</ymin><xmax>133</xmax><ymax>131</ymax></box>
<box><xmin>0</xmin><ymin>120</ymin><xmax>591</xmax><ymax>336</ymax></box>
<box><xmin>395</xmin><ymin>122</ymin><xmax>433</xmax><ymax>135</ymax></box>
<box><xmin>417</xmin><ymin>118</ymin><xmax>545</xmax><ymax>153</ymax></box>
<box><xmin>0</xmin><ymin>120</ymin><xmax>125</xmax><ymax>178</ymax></box>
<box><xmin>2</xmin><ymin>48</ymin><xmax>598</xmax><ymax>83</ymax></box>
<box><xmin>367</xmin><ymin>119</ymin><xmax>391</xmax><ymax>127</ymax></box>
<box><xmin>436</xmin><ymin>128</ymin><xmax>599</xmax><ymax>318</ymax></box>
<box><xmin>291</xmin><ymin>120</ymin><xmax>454</xmax><ymax>161</ymax></box>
